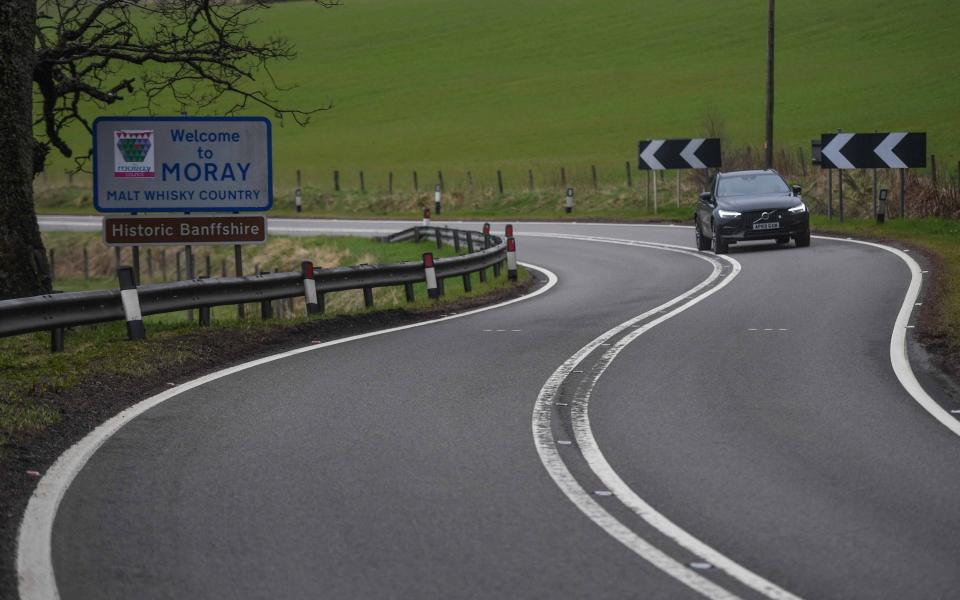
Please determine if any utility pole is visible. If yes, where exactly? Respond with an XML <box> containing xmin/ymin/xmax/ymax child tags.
<box><xmin>765</xmin><ymin>0</ymin><xmax>775</xmax><ymax>169</ymax></box>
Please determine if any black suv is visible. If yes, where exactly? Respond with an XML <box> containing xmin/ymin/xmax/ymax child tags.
<box><xmin>694</xmin><ymin>169</ymin><xmax>810</xmax><ymax>254</ymax></box>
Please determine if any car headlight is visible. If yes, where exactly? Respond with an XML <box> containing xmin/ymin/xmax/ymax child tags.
<box><xmin>788</xmin><ymin>203</ymin><xmax>807</xmax><ymax>214</ymax></box>
<box><xmin>717</xmin><ymin>209</ymin><xmax>741</xmax><ymax>219</ymax></box>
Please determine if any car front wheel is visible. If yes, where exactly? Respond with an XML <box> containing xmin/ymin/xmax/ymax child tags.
<box><xmin>695</xmin><ymin>221</ymin><xmax>711</xmax><ymax>251</ymax></box>
<box><xmin>795</xmin><ymin>231</ymin><xmax>811</xmax><ymax>247</ymax></box>
<box><xmin>712</xmin><ymin>226</ymin><xmax>728</xmax><ymax>254</ymax></box>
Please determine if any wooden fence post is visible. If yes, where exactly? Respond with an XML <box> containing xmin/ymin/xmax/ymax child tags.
<box><xmin>360</xmin><ymin>170</ymin><xmax>365</xmax><ymax>192</ymax></box>
<box><xmin>389</xmin><ymin>171</ymin><xmax>393</xmax><ymax>194</ymax></box>
<box><xmin>591</xmin><ymin>165</ymin><xmax>598</xmax><ymax>190</ymax></box>
<box><xmin>334</xmin><ymin>169</ymin><xmax>340</xmax><ymax>192</ymax></box>
<box><xmin>625</xmin><ymin>161</ymin><xmax>632</xmax><ymax>187</ymax></box>
<box><xmin>413</xmin><ymin>170</ymin><xmax>419</xmax><ymax>192</ymax></box>
<box><xmin>528</xmin><ymin>169</ymin><xmax>534</xmax><ymax>192</ymax></box>
<box><xmin>497</xmin><ymin>170</ymin><xmax>504</xmax><ymax>194</ymax></box>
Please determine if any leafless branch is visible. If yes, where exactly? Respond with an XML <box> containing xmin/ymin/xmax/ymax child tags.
<box><xmin>33</xmin><ymin>0</ymin><xmax>338</xmax><ymax>173</ymax></box>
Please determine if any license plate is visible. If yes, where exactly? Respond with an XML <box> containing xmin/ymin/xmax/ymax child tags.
<box><xmin>753</xmin><ymin>222</ymin><xmax>779</xmax><ymax>231</ymax></box>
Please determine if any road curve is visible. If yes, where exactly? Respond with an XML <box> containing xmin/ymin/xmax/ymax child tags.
<box><xmin>26</xmin><ymin>216</ymin><xmax>960</xmax><ymax>599</ymax></box>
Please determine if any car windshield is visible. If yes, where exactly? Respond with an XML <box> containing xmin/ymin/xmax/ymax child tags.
<box><xmin>718</xmin><ymin>174</ymin><xmax>790</xmax><ymax>196</ymax></box>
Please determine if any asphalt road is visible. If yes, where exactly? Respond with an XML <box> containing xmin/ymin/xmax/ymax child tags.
<box><xmin>30</xmin><ymin>217</ymin><xmax>960</xmax><ymax>599</ymax></box>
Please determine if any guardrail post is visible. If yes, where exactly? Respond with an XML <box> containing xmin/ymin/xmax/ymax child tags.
<box><xmin>404</xmin><ymin>281</ymin><xmax>415</xmax><ymax>302</ymax></box>
<box><xmin>198</xmin><ymin>276</ymin><xmax>211</xmax><ymax>326</ymax></box>
<box><xmin>363</xmin><ymin>286</ymin><xmax>374</xmax><ymax>308</ymax></box>
<box><xmin>423</xmin><ymin>252</ymin><xmax>439</xmax><ymax>299</ymax></box>
<box><xmin>302</xmin><ymin>261</ymin><xmax>320</xmax><ymax>315</ymax></box>
<box><xmin>117</xmin><ymin>266</ymin><xmax>146</xmax><ymax>340</ymax></box>
<box><xmin>261</xmin><ymin>298</ymin><xmax>272</xmax><ymax>320</ymax></box>
<box><xmin>507</xmin><ymin>237</ymin><xmax>518</xmax><ymax>281</ymax></box>
<box><xmin>50</xmin><ymin>327</ymin><xmax>65</xmax><ymax>353</ymax></box>
<box><xmin>453</xmin><ymin>230</ymin><xmax>461</xmax><ymax>253</ymax></box>
<box><xmin>493</xmin><ymin>260</ymin><xmax>501</xmax><ymax>278</ymax></box>
<box><xmin>435</xmin><ymin>228</ymin><xmax>442</xmax><ymax>249</ymax></box>
<box><xmin>466</xmin><ymin>231</ymin><xmax>475</xmax><ymax>253</ymax></box>
<box><xmin>462</xmin><ymin>272</ymin><xmax>472</xmax><ymax>292</ymax></box>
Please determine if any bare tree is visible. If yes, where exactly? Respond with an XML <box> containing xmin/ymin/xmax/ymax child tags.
<box><xmin>0</xmin><ymin>0</ymin><xmax>336</xmax><ymax>299</ymax></box>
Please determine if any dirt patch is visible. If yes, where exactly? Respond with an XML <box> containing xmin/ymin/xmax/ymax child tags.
<box><xmin>0</xmin><ymin>275</ymin><xmax>539</xmax><ymax>598</ymax></box>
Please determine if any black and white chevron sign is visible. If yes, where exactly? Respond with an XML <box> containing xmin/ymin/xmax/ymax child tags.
<box><xmin>637</xmin><ymin>138</ymin><xmax>721</xmax><ymax>170</ymax></box>
<box><xmin>819</xmin><ymin>132</ymin><xmax>926</xmax><ymax>169</ymax></box>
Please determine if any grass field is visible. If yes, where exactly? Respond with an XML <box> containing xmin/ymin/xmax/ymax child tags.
<box><xmin>38</xmin><ymin>0</ymin><xmax>959</xmax><ymax>190</ymax></box>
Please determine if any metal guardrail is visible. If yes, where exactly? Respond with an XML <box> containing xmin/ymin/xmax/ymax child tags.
<box><xmin>0</xmin><ymin>225</ymin><xmax>508</xmax><ymax>346</ymax></box>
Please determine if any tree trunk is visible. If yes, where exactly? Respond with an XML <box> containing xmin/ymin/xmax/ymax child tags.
<box><xmin>0</xmin><ymin>0</ymin><xmax>50</xmax><ymax>300</ymax></box>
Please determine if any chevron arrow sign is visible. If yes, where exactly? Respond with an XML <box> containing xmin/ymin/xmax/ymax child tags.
<box><xmin>819</xmin><ymin>132</ymin><xmax>926</xmax><ymax>169</ymax></box>
<box><xmin>638</xmin><ymin>138</ymin><xmax>721</xmax><ymax>170</ymax></box>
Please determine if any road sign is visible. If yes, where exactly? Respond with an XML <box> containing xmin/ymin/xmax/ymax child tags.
<box><xmin>819</xmin><ymin>132</ymin><xmax>926</xmax><ymax>169</ymax></box>
<box><xmin>103</xmin><ymin>215</ymin><xmax>268</xmax><ymax>246</ymax></box>
<box><xmin>638</xmin><ymin>138</ymin><xmax>721</xmax><ymax>170</ymax></box>
<box><xmin>93</xmin><ymin>116</ymin><xmax>272</xmax><ymax>213</ymax></box>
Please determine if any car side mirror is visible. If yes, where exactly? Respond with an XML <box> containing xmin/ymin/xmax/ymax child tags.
<box><xmin>699</xmin><ymin>191</ymin><xmax>713</xmax><ymax>204</ymax></box>
<box><xmin>792</xmin><ymin>185</ymin><xmax>802</xmax><ymax>197</ymax></box>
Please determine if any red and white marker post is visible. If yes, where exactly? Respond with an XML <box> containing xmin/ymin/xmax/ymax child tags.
<box><xmin>505</xmin><ymin>224</ymin><xmax>514</xmax><ymax>237</ymax></box>
<box><xmin>117</xmin><ymin>266</ymin><xmax>145</xmax><ymax>340</ymax></box>
<box><xmin>423</xmin><ymin>252</ymin><xmax>440</xmax><ymax>299</ymax></box>
<box><xmin>301</xmin><ymin>260</ymin><xmax>320</xmax><ymax>315</ymax></box>
<box><xmin>422</xmin><ymin>207</ymin><xmax>431</xmax><ymax>226</ymax></box>
<box><xmin>506</xmin><ymin>237</ymin><xmax>518</xmax><ymax>281</ymax></box>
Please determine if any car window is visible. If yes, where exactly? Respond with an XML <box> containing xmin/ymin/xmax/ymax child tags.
<box><xmin>717</xmin><ymin>174</ymin><xmax>789</xmax><ymax>196</ymax></box>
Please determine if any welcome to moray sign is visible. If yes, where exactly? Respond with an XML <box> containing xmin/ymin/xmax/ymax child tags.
<box><xmin>92</xmin><ymin>116</ymin><xmax>273</xmax><ymax>213</ymax></box>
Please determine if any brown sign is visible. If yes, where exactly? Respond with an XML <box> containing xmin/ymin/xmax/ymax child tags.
<box><xmin>103</xmin><ymin>216</ymin><xmax>267</xmax><ymax>246</ymax></box>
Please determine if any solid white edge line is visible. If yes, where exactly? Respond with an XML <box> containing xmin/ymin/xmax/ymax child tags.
<box><xmin>812</xmin><ymin>234</ymin><xmax>960</xmax><ymax>438</ymax></box>
<box><xmin>17</xmin><ymin>261</ymin><xmax>558</xmax><ymax>600</ymax></box>
<box><xmin>532</xmin><ymin>236</ymin><xmax>757</xmax><ymax>599</ymax></box>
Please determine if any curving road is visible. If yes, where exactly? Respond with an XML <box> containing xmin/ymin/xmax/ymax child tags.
<box><xmin>24</xmin><ymin>217</ymin><xmax>960</xmax><ymax>599</ymax></box>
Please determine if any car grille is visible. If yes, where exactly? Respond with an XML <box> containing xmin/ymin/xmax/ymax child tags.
<box><xmin>743</xmin><ymin>209</ymin><xmax>785</xmax><ymax>232</ymax></box>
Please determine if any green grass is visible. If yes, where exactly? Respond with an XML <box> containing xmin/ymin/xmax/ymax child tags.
<box><xmin>3</xmin><ymin>232</ymin><xmax>526</xmax><ymax>445</ymax></box>
<box><xmin>35</xmin><ymin>0</ymin><xmax>959</xmax><ymax>190</ymax></box>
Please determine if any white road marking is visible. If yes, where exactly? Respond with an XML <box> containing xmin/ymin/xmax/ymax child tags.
<box><xmin>17</xmin><ymin>262</ymin><xmax>558</xmax><ymax>600</ymax></box>
<box><xmin>28</xmin><ymin>218</ymin><xmax>947</xmax><ymax>597</ymax></box>
<box><xmin>813</xmin><ymin>235</ymin><xmax>960</xmax><ymax>438</ymax></box>
<box><xmin>532</xmin><ymin>234</ymin><xmax>800</xmax><ymax>600</ymax></box>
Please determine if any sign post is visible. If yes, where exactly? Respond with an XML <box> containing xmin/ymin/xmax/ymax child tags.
<box><xmin>94</xmin><ymin>116</ymin><xmax>272</xmax><ymax>324</ymax></box>
<box><xmin>819</xmin><ymin>131</ymin><xmax>926</xmax><ymax>221</ymax></box>
<box><xmin>639</xmin><ymin>138</ymin><xmax>722</xmax><ymax>214</ymax></box>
